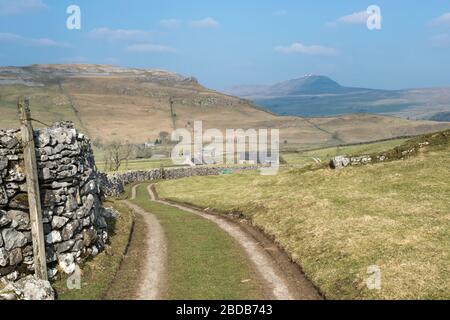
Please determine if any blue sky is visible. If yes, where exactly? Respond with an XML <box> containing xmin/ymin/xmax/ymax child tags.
<box><xmin>0</xmin><ymin>0</ymin><xmax>450</xmax><ymax>90</ymax></box>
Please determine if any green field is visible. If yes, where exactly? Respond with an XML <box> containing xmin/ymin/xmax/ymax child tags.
<box><xmin>156</xmin><ymin>140</ymin><xmax>450</xmax><ymax>299</ymax></box>
<box><xmin>96</xmin><ymin>158</ymin><xmax>176</xmax><ymax>172</ymax></box>
<box><xmin>0</xmin><ymin>85</ymin><xmax>85</xmax><ymax>131</ymax></box>
<box><xmin>131</xmin><ymin>184</ymin><xmax>265</xmax><ymax>300</ymax></box>
<box><xmin>94</xmin><ymin>139</ymin><xmax>408</xmax><ymax>173</ymax></box>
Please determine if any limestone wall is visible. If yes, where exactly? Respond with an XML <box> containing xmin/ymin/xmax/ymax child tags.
<box><xmin>0</xmin><ymin>122</ymin><xmax>107</xmax><ymax>281</ymax></box>
<box><xmin>329</xmin><ymin>130</ymin><xmax>450</xmax><ymax>169</ymax></box>
<box><xmin>100</xmin><ymin>166</ymin><xmax>261</xmax><ymax>197</ymax></box>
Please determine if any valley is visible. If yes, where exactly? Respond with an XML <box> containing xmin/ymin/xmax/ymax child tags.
<box><xmin>1</xmin><ymin>65</ymin><xmax>449</xmax><ymax>157</ymax></box>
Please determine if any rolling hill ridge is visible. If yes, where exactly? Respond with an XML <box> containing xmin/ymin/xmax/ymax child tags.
<box><xmin>1</xmin><ymin>64</ymin><xmax>449</xmax><ymax>150</ymax></box>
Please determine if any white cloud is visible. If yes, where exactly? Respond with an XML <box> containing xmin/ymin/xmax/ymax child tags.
<box><xmin>0</xmin><ymin>32</ymin><xmax>70</xmax><ymax>48</ymax></box>
<box><xmin>430</xmin><ymin>13</ymin><xmax>450</xmax><ymax>27</ymax></box>
<box><xmin>160</xmin><ymin>19</ymin><xmax>182</xmax><ymax>28</ymax></box>
<box><xmin>126</xmin><ymin>43</ymin><xmax>176</xmax><ymax>53</ymax></box>
<box><xmin>0</xmin><ymin>32</ymin><xmax>21</xmax><ymax>41</ymax></box>
<box><xmin>32</xmin><ymin>38</ymin><xmax>70</xmax><ymax>47</ymax></box>
<box><xmin>0</xmin><ymin>0</ymin><xmax>46</xmax><ymax>15</ymax></box>
<box><xmin>431</xmin><ymin>34</ymin><xmax>450</xmax><ymax>46</ymax></box>
<box><xmin>190</xmin><ymin>17</ymin><xmax>219</xmax><ymax>28</ymax></box>
<box><xmin>89</xmin><ymin>27</ymin><xmax>155</xmax><ymax>41</ymax></box>
<box><xmin>326</xmin><ymin>10</ymin><xmax>370</xmax><ymax>27</ymax></box>
<box><xmin>274</xmin><ymin>42</ymin><xmax>338</xmax><ymax>56</ymax></box>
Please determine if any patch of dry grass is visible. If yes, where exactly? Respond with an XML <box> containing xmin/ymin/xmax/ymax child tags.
<box><xmin>104</xmin><ymin>203</ymin><xmax>148</xmax><ymax>300</ymax></box>
<box><xmin>156</xmin><ymin>144</ymin><xmax>450</xmax><ymax>299</ymax></box>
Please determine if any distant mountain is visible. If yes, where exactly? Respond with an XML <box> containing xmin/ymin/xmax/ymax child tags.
<box><xmin>227</xmin><ymin>75</ymin><xmax>450</xmax><ymax>120</ymax></box>
<box><xmin>268</xmin><ymin>75</ymin><xmax>344</xmax><ymax>95</ymax></box>
<box><xmin>226</xmin><ymin>75</ymin><xmax>369</xmax><ymax>98</ymax></box>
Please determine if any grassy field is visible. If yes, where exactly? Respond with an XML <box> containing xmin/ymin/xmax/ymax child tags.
<box><xmin>156</xmin><ymin>141</ymin><xmax>450</xmax><ymax>299</ymax></box>
<box><xmin>54</xmin><ymin>200</ymin><xmax>135</xmax><ymax>300</ymax></box>
<box><xmin>282</xmin><ymin>138</ymin><xmax>407</xmax><ymax>167</ymax></box>
<box><xmin>105</xmin><ymin>201</ymin><xmax>149</xmax><ymax>300</ymax></box>
<box><xmin>96</xmin><ymin>158</ymin><xmax>175</xmax><ymax>172</ymax></box>
<box><xmin>95</xmin><ymin>138</ymin><xmax>407</xmax><ymax>173</ymax></box>
<box><xmin>131</xmin><ymin>184</ymin><xmax>265</xmax><ymax>300</ymax></box>
<box><xmin>0</xmin><ymin>84</ymin><xmax>85</xmax><ymax>131</ymax></box>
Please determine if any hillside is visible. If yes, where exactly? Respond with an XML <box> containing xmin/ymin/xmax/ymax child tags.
<box><xmin>156</xmin><ymin>130</ymin><xmax>450</xmax><ymax>299</ymax></box>
<box><xmin>227</xmin><ymin>75</ymin><xmax>450</xmax><ymax>120</ymax></box>
<box><xmin>1</xmin><ymin>65</ymin><xmax>449</xmax><ymax>149</ymax></box>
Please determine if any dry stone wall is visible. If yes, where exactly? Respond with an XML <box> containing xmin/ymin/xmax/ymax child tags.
<box><xmin>101</xmin><ymin>165</ymin><xmax>261</xmax><ymax>197</ymax></box>
<box><xmin>330</xmin><ymin>129</ymin><xmax>450</xmax><ymax>169</ymax></box>
<box><xmin>0</xmin><ymin>122</ymin><xmax>108</xmax><ymax>282</ymax></box>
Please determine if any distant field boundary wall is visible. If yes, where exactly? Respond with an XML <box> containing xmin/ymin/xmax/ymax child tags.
<box><xmin>283</xmin><ymin>134</ymin><xmax>418</xmax><ymax>154</ymax></box>
<box><xmin>330</xmin><ymin>129</ymin><xmax>450</xmax><ymax>169</ymax></box>
<box><xmin>100</xmin><ymin>165</ymin><xmax>261</xmax><ymax>197</ymax></box>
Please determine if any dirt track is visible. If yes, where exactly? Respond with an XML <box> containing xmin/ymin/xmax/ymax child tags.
<box><xmin>148</xmin><ymin>184</ymin><xmax>322</xmax><ymax>300</ymax></box>
<box><xmin>122</xmin><ymin>183</ymin><xmax>321</xmax><ymax>300</ymax></box>
<box><xmin>123</xmin><ymin>185</ymin><xmax>167</xmax><ymax>300</ymax></box>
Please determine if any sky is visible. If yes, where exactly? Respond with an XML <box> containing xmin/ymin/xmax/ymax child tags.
<box><xmin>0</xmin><ymin>0</ymin><xmax>450</xmax><ymax>91</ymax></box>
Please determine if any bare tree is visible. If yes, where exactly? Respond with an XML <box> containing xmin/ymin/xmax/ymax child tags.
<box><xmin>103</xmin><ymin>141</ymin><xmax>134</xmax><ymax>172</ymax></box>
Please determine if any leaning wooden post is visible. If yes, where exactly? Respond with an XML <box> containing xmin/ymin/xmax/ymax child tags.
<box><xmin>18</xmin><ymin>98</ymin><xmax>48</xmax><ymax>280</ymax></box>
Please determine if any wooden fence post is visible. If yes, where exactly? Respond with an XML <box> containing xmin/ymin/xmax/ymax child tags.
<box><xmin>18</xmin><ymin>98</ymin><xmax>48</xmax><ymax>281</ymax></box>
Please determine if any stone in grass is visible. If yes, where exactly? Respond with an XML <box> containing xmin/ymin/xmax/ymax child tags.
<box><xmin>0</xmin><ymin>275</ymin><xmax>54</xmax><ymax>300</ymax></box>
<box><xmin>91</xmin><ymin>245</ymin><xmax>99</xmax><ymax>257</ymax></box>
<box><xmin>330</xmin><ymin>155</ymin><xmax>350</xmax><ymax>169</ymax></box>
